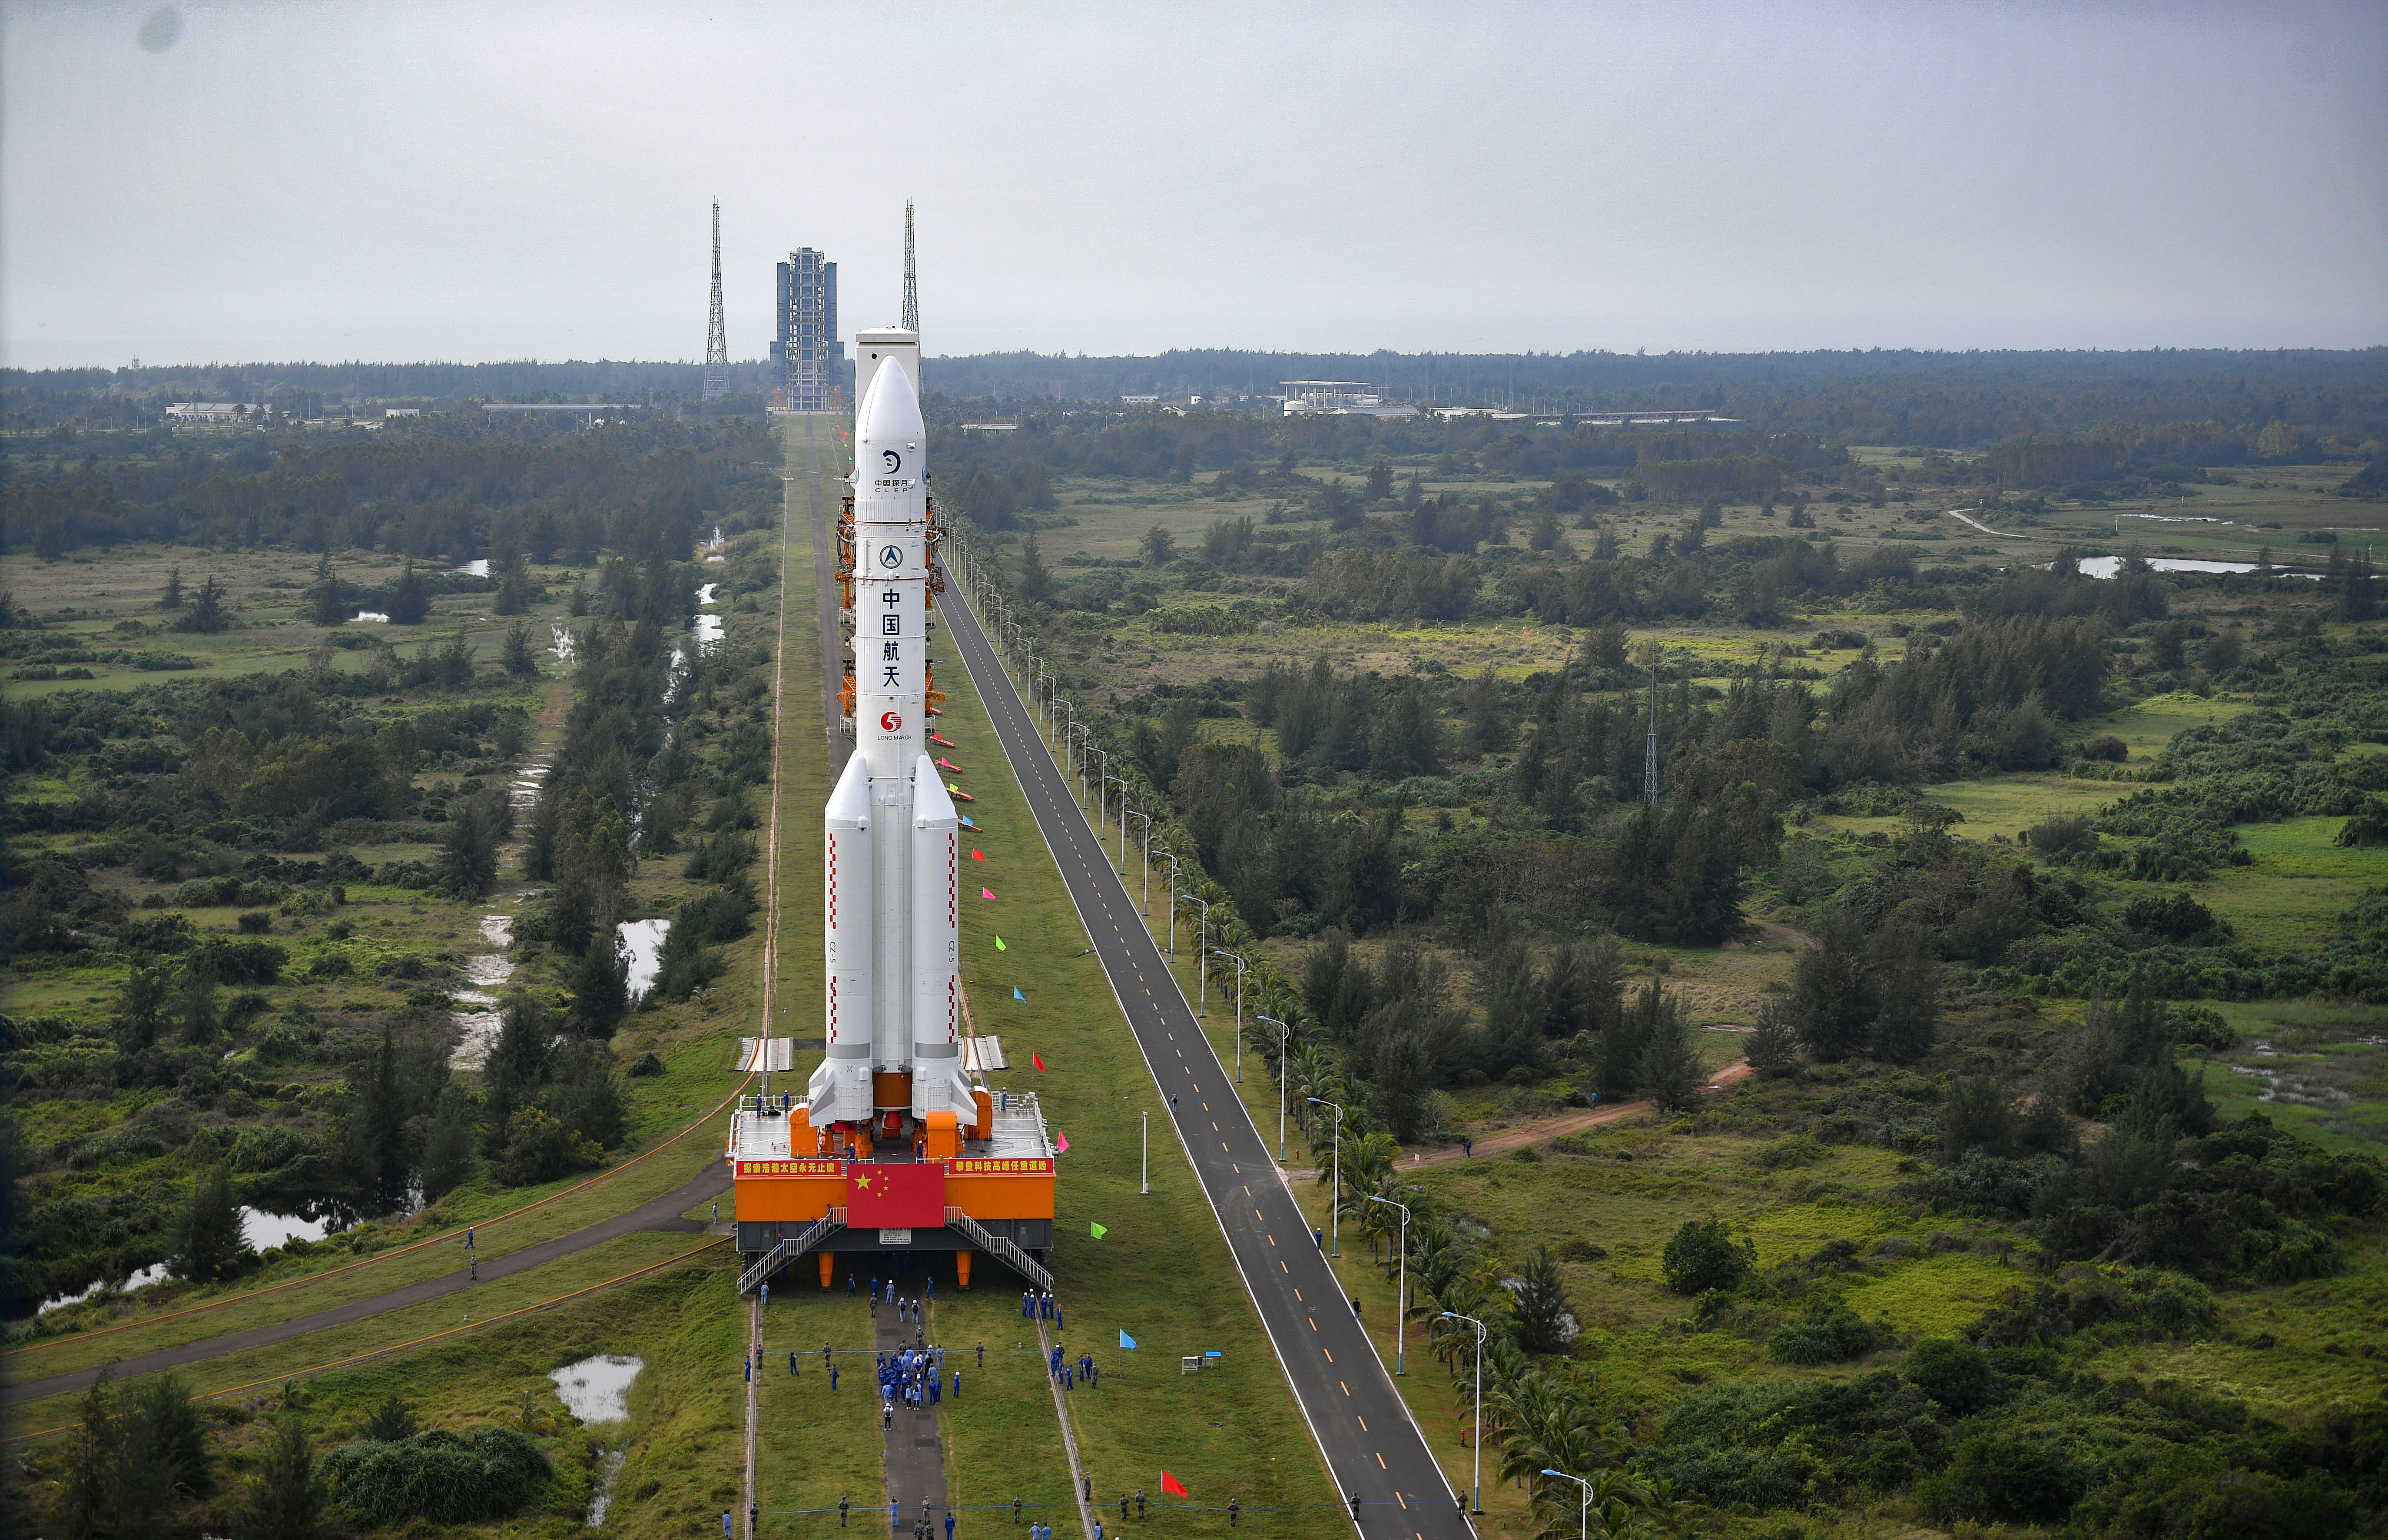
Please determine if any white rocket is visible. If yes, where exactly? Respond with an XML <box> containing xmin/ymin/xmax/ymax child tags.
<box><xmin>807</xmin><ymin>356</ymin><xmax>976</xmax><ymax>1137</ymax></box>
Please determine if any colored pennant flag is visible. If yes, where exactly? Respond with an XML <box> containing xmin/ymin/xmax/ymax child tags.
<box><xmin>937</xmin><ymin>757</ymin><xmax>964</xmax><ymax>772</ymax></box>
<box><xmin>994</xmin><ymin>936</ymin><xmax>1007</xmax><ymax>951</ymax></box>
<box><xmin>1161</xmin><ymin>1472</ymin><xmax>1189</xmax><ymax>1499</ymax></box>
<box><xmin>1118</xmin><ymin>1329</ymin><xmax>1138</xmax><ymax>1350</ymax></box>
<box><xmin>959</xmin><ymin>815</ymin><xmax>978</xmax><ymax>829</ymax></box>
<box><xmin>982</xmin><ymin>887</ymin><xmax>996</xmax><ymax>900</ymax></box>
<box><xmin>1056</xmin><ymin>1132</ymin><xmax>1070</xmax><ymax>1154</ymax></box>
<box><xmin>1032</xmin><ymin>1051</ymin><xmax>1047</xmax><ymax>1071</ymax></box>
<box><xmin>971</xmin><ymin>849</ymin><xmax>985</xmax><ymax>861</ymax></box>
<box><xmin>930</xmin><ymin>732</ymin><xmax>956</xmax><ymax>748</ymax></box>
<box><xmin>1013</xmin><ymin>987</ymin><xmax>1026</xmax><ymax>1002</ymax></box>
<box><xmin>1089</xmin><ymin>1221</ymin><xmax>1107</xmax><ymax>1239</ymax></box>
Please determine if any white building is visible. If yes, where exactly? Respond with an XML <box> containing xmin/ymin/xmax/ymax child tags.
<box><xmin>1279</xmin><ymin>381</ymin><xmax>1416</xmax><ymax>418</ymax></box>
<box><xmin>166</xmin><ymin>402</ymin><xmax>264</xmax><ymax>423</ymax></box>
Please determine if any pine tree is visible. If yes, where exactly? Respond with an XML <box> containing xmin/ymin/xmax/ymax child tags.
<box><xmin>240</xmin><ymin>1416</ymin><xmax>326</xmax><ymax>1540</ymax></box>
<box><xmin>568</xmin><ymin>933</ymin><xmax>631</xmax><ymax>1035</ymax></box>
<box><xmin>159</xmin><ymin>568</ymin><xmax>184</xmax><ymax>611</ymax></box>
<box><xmin>174</xmin><ymin>1164</ymin><xmax>248</xmax><ymax>1281</ymax></box>
<box><xmin>1509</xmin><ymin>1245</ymin><xmax>1576</xmax><ymax>1352</ymax></box>
<box><xmin>1018</xmin><ymin>533</ymin><xmax>1052</xmax><ymax>603</ymax></box>
<box><xmin>1788</xmin><ymin>906</ymin><xmax>1875</xmax><ymax>1062</ymax></box>
<box><xmin>387</xmin><ymin>559</ymin><xmax>430</xmax><ymax>625</ymax></box>
<box><xmin>494</xmin><ymin>556</ymin><xmax>534</xmax><ymax>615</ymax></box>
<box><xmin>305</xmin><ymin>552</ymin><xmax>345</xmax><ymax>627</ymax></box>
<box><xmin>1868</xmin><ymin>929</ymin><xmax>1940</xmax><ymax>1064</ymax></box>
<box><xmin>501</xmin><ymin>619</ymin><xmax>541</xmax><ymax>677</ymax></box>
<box><xmin>1459</xmin><ymin>668</ymin><xmax>1511</xmax><ymax>756</ymax></box>
<box><xmin>176</xmin><ymin>574</ymin><xmax>231</xmax><ymax>634</ymax></box>
<box><xmin>1631</xmin><ymin>983</ymin><xmax>1705</xmax><ymax>1111</ymax></box>
<box><xmin>419</xmin><ymin>1085</ymin><xmax>477</xmax><ymax>1201</ymax></box>
<box><xmin>1370</xmin><ymin>678</ymin><xmax>1443</xmax><ymax>779</ymax></box>
<box><xmin>1745</xmin><ymin>997</ymin><xmax>1801</xmax><ymax>1079</ymax></box>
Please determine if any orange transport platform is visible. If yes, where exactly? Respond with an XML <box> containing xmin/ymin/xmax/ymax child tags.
<box><xmin>726</xmin><ymin>1086</ymin><xmax>1055</xmax><ymax>1287</ymax></box>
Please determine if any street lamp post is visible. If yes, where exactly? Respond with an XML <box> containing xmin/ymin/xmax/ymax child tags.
<box><xmin>1213</xmin><ymin>949</ymin><xmax>1250</xmax><ymax>1082</ymax></box>
<box><xmin>1256</xmin><ymin>1014</ymin><xmax>1290</xmax><ymax>1161</ymax></box>
<box><xmin>1366</xmin><ymin>1195</ymin><xmax>1411</xmax><ymax>1374</ymax></box>
<box><xmin>1443</xmin><ymin>1311</ymin><xmax>1487</xmax><ymax>1513</ymax></box>
<box><xmin>1159</xmin><ymin>853</ymin><xmax>1181</xmax><ymax>958</ymax></box>
<box><xmin>1105</xmin><ymin>775</ymin><xmax>1129</xmax><ymax>864</ymax></box>
<box><xmin>1179</xmin><ymin>895</ymin><xmax>1214</xmax><ymax>1013</ymax></box>
<box><xmin>1122</xmin><ymin>809</ymin><xmax>1152</xmax><ymax>911</ymax></box>
<box><xmin>1307</xmin><ymin>1098</ymin><xmax>1342</xmax><ymax>1258</ymax></box>
<box><xmin>1542</xmin><ymin>1470</ymin><xmax>1591</xmax><ymax>1540</ymax></box>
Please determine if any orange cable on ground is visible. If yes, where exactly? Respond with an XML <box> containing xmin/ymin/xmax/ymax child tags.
<box><xmin>2</xmin><ymin>1240</ymin><xmax>728</xmax><ymax>1446</ymax></box>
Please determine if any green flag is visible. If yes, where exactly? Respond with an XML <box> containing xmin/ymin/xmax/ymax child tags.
<box><xmin>1089</xmin><ymin>1221</ymin><xmax>1107</xmax><ymax>1239</ymax></box>
<box><xmin>995</xmin><ymin>936</ymin><xmax>1007</xmax><ymax>951</ymax></box>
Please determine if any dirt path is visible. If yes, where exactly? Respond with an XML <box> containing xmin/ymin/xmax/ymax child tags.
<box><xmin>1281</xmin><ymin>1061</ymin><xmax>1758</xmax><ymax>1178</ymax></box>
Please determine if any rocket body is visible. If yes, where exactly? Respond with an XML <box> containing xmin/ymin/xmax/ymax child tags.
<box><xmin>808</xmin><ymin>358</ymin><xmax>973</xmax><ymax>1134</ymax></box>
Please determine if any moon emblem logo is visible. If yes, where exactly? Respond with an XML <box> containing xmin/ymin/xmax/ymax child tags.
<box><xmin>882</xmin><ymin>449</ymin><xmax>902</xmax><ymax>474</ymax></box>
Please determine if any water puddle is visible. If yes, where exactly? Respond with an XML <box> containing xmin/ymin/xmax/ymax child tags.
<box><xmin>703</xmin><ymin>524</ymin><xmax>726</xmax><ymax>564</ymax></box>
<box><xmin>241</xmin><ymin>1207</ymin><xmax>334</xmax><ymax>1250</ymax></box>
<box><xmin>2076</xmin><ymin>556</ymin><xmax>2322</xmax><ymax>581</ymax></box>
<box><xmin>450</xmin><ymin>558</ymin><xmax>491</xmax><ymax>578</ymax></box>
<box><xmin>451</xmin><ymin>914</ymin><xmax>515</xmax><ymax>1068</ymax></box>
<box><xmin>40</xmin><ymin>1261</ymin><xmax>169</xmax><ymax>1314</ymax></box>
<box><xmin>693</xmin><ymin>582</ymin><xmax>724</xmax><ymax>653</ymax></box>
<box><xmin>551</xmin><ymin>1353</ymin><xmax>644</xmax><ymax>1526</ymax></box>
<box><xmin>352</xmin><ymin>610</ymin><xmax>391</xmax><ymax>623</ymax></box>
<box><xmin>617</xmin><ymin>919</ymin><xmax>670</xmax><ymax>1001</ymax></box>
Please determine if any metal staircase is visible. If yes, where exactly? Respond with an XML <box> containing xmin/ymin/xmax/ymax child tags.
<box><xmin>736</xmin><ymin>1210</ymin><xmax>844</xmax><ymax>1295</ymax></box>
<box><xmin>945</xmin><ymin>1207</ymin><xmax>1053</xmax><ymax>1293</ymax></box>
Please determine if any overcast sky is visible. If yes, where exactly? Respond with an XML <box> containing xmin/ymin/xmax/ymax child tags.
<box><xmin>3</xmin><ymin>1</ymin><xmax>2382</xmax><ymax>370</ymax></box>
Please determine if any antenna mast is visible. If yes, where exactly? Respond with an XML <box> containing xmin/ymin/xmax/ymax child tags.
<box><xmin>1644</xmin><ymin>655</ymin><xmax>1660</xmax><ymax>806</ymax></box>
<box><xmin>901</xmin><ymin>202</ymin><xmax>919</xmax><ymax>335</ymax></box>
<box><xmin>703</xmin><ymin>201</ymin><xmax>729</xmax><ymax>400</ymax></box>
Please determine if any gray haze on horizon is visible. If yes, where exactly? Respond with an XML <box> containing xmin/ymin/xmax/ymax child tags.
<box><xmin>3</xmin><ymin>0</ymin><xmax>2383</xmax><ymax>372</ymax></box>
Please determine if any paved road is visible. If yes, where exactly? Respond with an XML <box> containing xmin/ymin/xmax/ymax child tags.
<box><xmin>937</xmin><ymin>568</ymin><xmax>1476</xmax><ymax>1540</ymax></box>
<box><xmin>2</xmin><ymin>1162</ymin><xmax>728</xmax><ymax>1409</ymax></box>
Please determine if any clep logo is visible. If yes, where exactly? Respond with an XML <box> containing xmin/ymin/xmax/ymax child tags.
<box><xmin>882</xmin><ymin>449</ymin><xmax>901</xmax><ymax>474</ymax></box>
<box><xmin>879</xmin><ymin>544</ymin><xmax>903</xmax><ymax>569</ymax></box>
<box><xmin>881</xmin><ymin>711</ymin><xmax>902</xmax><ymax>731</ymax></box>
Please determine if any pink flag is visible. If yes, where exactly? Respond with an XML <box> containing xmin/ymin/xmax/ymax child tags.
<box><xmin>1056</xmin><ymin>1132</ymin><xmax>1070</xmax><ymax>1155</ymax></box>
<box><xmin>982</xmin><ymin>887</ymin><xmax>995</xmax><ymax>900</ymax></box>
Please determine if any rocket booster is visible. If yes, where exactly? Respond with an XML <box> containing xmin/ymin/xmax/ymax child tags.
<box><xmin>808</xmin><ymin>358</ymin><xmax>973</xmax><ymax>1133</ymax></box>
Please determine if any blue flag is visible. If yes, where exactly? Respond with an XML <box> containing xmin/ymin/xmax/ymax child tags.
<box><xmin>1119</xmin><ymin>1329</ymin><xmax>1138</xmax><ymax>1350</ymax></box>
<box><xmin>1013</xmin><ymin>986</ymin><xmax>1025</xmax><ymax>1001</ymax></box>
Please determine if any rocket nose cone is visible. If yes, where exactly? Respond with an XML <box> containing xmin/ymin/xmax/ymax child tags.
<box><xmin>858</xmin><ymin>356</ymin><xmax>925</xmax><ymax>445</ymax></box>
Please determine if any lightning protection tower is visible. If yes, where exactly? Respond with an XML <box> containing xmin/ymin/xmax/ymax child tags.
<box><xmin>901</xmin><ymin>202</ymin><xmax>919</xmax><ymax>336</ymax></box>
<box><xmin>1644</xmin><ymin>657</ymin><xmax>1660</xmax><ymax>805</ymax></box>
<box><xmin>702</xmin><ymin>202</ymin><xmax>729</xmax><ymax>400</ymax></box>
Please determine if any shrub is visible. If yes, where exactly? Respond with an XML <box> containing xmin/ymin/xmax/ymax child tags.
<box><xmin>1902</xmin><ymin>1338</ymin><xmax>1995</xmax><ymax>1415</ymax></box>
<box><xmin>2080</xmin><ymin>734</ymin><xmax>2129</xmax><ymax>762</ymax></box>
<box><xmin>320</xmin><ymin>1426</ymin><xmax>552</xmax><ymax>1524</ymax></box>
<box><xmin>1766</xmin><ymin>1294</ymin><xmax>1878</xmax><ymax>1364</ymax></box>
<box><xmin>1916</xmin><ymin>1426</ymin><xmax>2090</xmax><ymax>1525</ymax></box>
<box><xmin>1661</xmin><ymin>1218</ymin><xmax>1756</xmax><ymax>1295</ymax></box>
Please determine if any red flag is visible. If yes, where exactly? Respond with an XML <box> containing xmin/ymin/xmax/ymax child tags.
<box><xmin>846</xmin><ymin>1162</ymin><xmax>947</xmax><ymax>1228</ymax></box>
<box><xmin>1033</xmin><ymin>1052</ymin><xmax>1047</xmax><ymax>1072</ymax></box>
<box><xmin>1161</xmin><ymin>1472</ymin><xmax>1189</xmax><ymax>1499</ymax></box>
<box><xmin>971</xmin><ymin>849</ymin><xmax>985</xmax><ymax>861</ymax></box>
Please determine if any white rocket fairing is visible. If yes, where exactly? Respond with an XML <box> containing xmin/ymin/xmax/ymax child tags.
<box><xmin>807</xmin><ymin>358</ymin><xmax>976</xmax><ymax>1136</ymax></box>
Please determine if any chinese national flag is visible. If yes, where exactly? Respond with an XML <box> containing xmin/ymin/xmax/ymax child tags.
<box><xmin>1161</xmin><ymin>1472</ymin><xmax>1189</xmax><ymax>1499</ymax></box>
<box><xmin>845</xmin><ymin>1162</ymin><xmax>946</xmax><ymax>1228</ymax></box>
<box><xmin>1033</xmin><ymin>1052</ymin><xmax>1047</xmax><ymax>1072</ymax></box>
